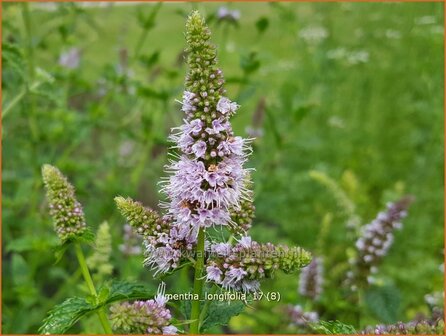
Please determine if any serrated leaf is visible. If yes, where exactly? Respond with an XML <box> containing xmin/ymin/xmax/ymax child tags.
<box><xmin>103</xmin><ymin>280</ymin><xmax>154</xmax><ymax>304</ymax></box>
<box><xmin>72</xmin><ymin>228</ymin><xmax>95</xmax><ymax>245</ymax></box>
<box><xmin>6</xmin><ymin>235</ymin><xmax>59</xmax><ymax>253</ymax></box>
<box><xmin>40</xmin><ymin>280</ymin><xmax>154</xmax><ymax>334</ymax></box>
<box><xmin>39</xmin><ymin>297</ymin><xmax>95</xmax><ymax>334</ymax></box>
<box><xmin>310</xmin><ymin>320</ymin><xmax>357</xmax><ymax>334</ymax></box>
<box><xmin>2</xmin><ymin>42</ymin><xmax>25</xmax><ymax>81</ymax></box>
<box><xmin>365</xmin><ymin>285</ymin><xmax>401</xmax><ymax>323</ymax></box>
<box><xmin>201</xmin><ymin>300</ymin><xmax>245</xmax><ymax>331</ymax></box>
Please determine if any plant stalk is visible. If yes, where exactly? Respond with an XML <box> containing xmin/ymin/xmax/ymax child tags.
<box><xmin>74</xmin><ymin>243</ymin><xmax>113</xmax><ymax>334</ymax></box>
<box><xmin>190</xmin><ymin>227</ymin><xmax>205</xmax><ymax>334</ymax></box>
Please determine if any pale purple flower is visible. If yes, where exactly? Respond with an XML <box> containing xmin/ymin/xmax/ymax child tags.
<box><xmin>206</xmin><ymin>265</ymin><xmax>223</xmax><ymax>283</ymax></box>
<box><xmin>180</xmin><ymin>91</ymin><xmax>196</xmax><ymax>113</ymax></box>
<box><xmin>211</xmin><ymin>242</ymin><xmax>232</xmax><ymax>256</ymax></box>
<box><xmin>217</xmin><ymin>7</ymin><xmax>241</xmax><ymax>22</ymax></box>
<box><xmin>224</xmin><ymin>266</ymin><xmax>247</xmax><ymax>284</ymax></box>
<box><xmin>162</xmin><ymin>325</ymin><xmax>178</xmax><ymax>335</ymax></box>
<box><xmin>192</xmin><ymin>140</ymin><xmax>207</xmax><ymax>158</ymax></box>
<box><xmin>217</xmin><ymin>97</ymin><xmax>239</xmax><ymax>115</ymax></box>
<box><xmin>238</xmin><ymin>236</ymin><xmax>252</xmax><ymax>248</ymax></box>
<box><xmin>59</xmin><ymin>47</ymin><xmax>80</xmax><ymax>69</ymax></box>
<box><xmin>286</xmin><ymin>305</ymin><xmax>319</xmax><ymax>327</ymax></box>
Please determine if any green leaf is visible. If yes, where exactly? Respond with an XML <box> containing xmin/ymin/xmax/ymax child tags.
<box><xmin>40</xmin><ymin>280</ymin><xmax>155</xmax><ymax>334</ymax></box>
<box><xmin>201</xmin><ymin>300</ymin><xmax>245</xmax><ymax>331</ymax></box>
<box><xmin>255</xmin><ymin>17</ymin><xmax>269</xmax><ymax>34</ymax></box>
<box><xmin>139</xmin><ymin>50</ymin><xmax>160</xmax><ymax>68</ymax></box>
<box><xmin>54</xmin><ymin>243</ymin><xmax>69</xmax><ymax>264</ymax></box>
<box><xmin>6</xmin><ymin>235</ymin><xmax>59</xmax><ymax>253</ymax></box>
<box><xmin>103</xmin><ymin>280</ymin><xmax>154</xmax><ymax>304</ymax></box>
<box><xmin>310</xmin><ymin>320</ymin><xmax>357</xmax><ymax>334</ymax></box>
<box><xmin>364</xmin><ymin>285</ymin><xmax>401</xmax><ymax>323</ymax></box>
<box><xmin>240</xmin><ymin>51</ymin><xmax>260</xmax><ymax>75</ymax></box>
<box><xmin>11</xmin><ymin>254</ymin><xmax>31</xmax><ymax>287</ymax></box>
<box><xmin>39</xmin><ymin>297</ymin><xmax>95</xmax><ymax>334</ymax></box>
<box><xmin>74</xmin><ymin>228</ymin><xmax>96</xmax><ymax>245</ymax></box>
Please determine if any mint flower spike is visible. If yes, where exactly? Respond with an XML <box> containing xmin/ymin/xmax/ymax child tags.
<box><xmin>299</xmin><ymin>256</ymin><xmax>324</xmax><ymax>301</ymax></box>
<box><xmin>161</xmin><ymin>10</ymin><xmax>252</xmax><ymax>245</ymax></box>
<box><xmin>41</xmin><ymin>164</ymin><xmax>86</xmax><ymax>242</ymax></box>
<box><xmin>87</xmin><ymin>221</ymin><xmax>113</xmax><ymax>279</ymax></box>
<box><xmin>205</xmin><ymin>236</ymin><xmax>312</xmax><ymax>293</ymax></box>
<box><xmin>348</xmin><ymin>196</ymin><xmax>414</xmax><ymax>288</ymax></box>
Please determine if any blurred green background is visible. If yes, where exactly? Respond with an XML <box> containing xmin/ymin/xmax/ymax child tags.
<box><xmin>2</xmin><ymin>1</ymin><xmax>444</xmax><ymax>334</ymax></box>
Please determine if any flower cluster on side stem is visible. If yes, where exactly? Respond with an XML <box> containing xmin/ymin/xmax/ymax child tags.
<box><xmin>361</xmin><ymin>312</ymin><xmax>444</xmax><ymax>335</ymax></box>
<box><xmin>205</xmin><ymin>236</ymin><xmax>311</xmax><ymax>292</ymax></box>
<box><xmin>348</xmin><ymin>196</ymin><xmax>413</xmax><ymax>289</ymax></box>
<box><xmin>109</xmin><ymin>283</ymin><xmax>177</xmax><ymax>335</ymax></box>
<box><xmin>41</xmin><ymin>164</ymin><xmax>86</xmax><ymax>242</ymax></box>
<box><xmin>115</xmin><ymin>196</ymin><xmax>193</xmax><ymax>274</ymax></box>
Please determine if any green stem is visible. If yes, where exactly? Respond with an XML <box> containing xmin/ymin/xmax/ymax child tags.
<box><xmin>21</xmin><ymin>2</ymin><xmax>39</xmax><ymax>141</ymax></box>
<box><xmin>2</xmin><ymin>81</ymin><xmax>41</xmax><ymax>120</ymax></box>
<box><xmin>190</xmin><ymin>228</ymin><xmax>205</xmax><ymax>334</ymax></box>
<box><xmin>22</xmin><ymin>3</ymin><xmax>34</xmax><ymax>81</ymax></box>
<box><xmin>74</xmin><ymin>243</ymin><xmax>113</xmax><ymax>334</ymax></box>
<box><xmin>198</xmin><ymin>285</ymin><xmax>217</xmax><ymax>330</ymax></box>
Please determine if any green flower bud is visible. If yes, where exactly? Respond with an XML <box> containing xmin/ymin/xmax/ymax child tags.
<box><xmin>87</xmin><ymin>221</ymin><xmax>113</xmax><ymax>280</ymax></box>
<box><xmin>114</xmin><ymin>196</ymin><xmax>165</xmax><ymax>239</ymax></box>
<box><xmin>41</xmin><ymin>164</ymin><xmax>86</xmax><ymax>242</ymax></box>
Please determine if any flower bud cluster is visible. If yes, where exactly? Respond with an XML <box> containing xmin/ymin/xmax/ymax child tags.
<box><xmin>205</xmin><ymin>236</ymin><xmax>311</xmax><ymax>292</ymax></box>
<box><xmin>109</xmin><ymin>283</ymin><xmax>177</xmax><ymax>335</ymax></box>
<box><xmin>299</xmin><ymin>256</ymin><xmax>324</xmax><ymax>300</ymax></box>
<box><xmin>348</xmin><ymin>197</ymin><xmax>413</xmax><ymax>287</ymax></box>
<box><xmin>87</xmin><ymin>221</ymin><xmax>113</xmax><ymax>279</ymax></box>
<box><xmin>41</xmin><ymin>164</ymin><xmax>86</xmax><ymax>242</ymax></box>
<box><xmin>362</xmin><ymin>317</ymin><xmax>445</xmax><ymax>335</ymax></box>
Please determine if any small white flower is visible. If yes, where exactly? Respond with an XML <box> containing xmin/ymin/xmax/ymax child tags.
<box><xmin>155</xmin><ymin>282</ymin><xmax>168</xmax><ymax>306</ymax></box>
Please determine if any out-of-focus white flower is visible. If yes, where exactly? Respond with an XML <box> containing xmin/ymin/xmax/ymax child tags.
<box><xmin>385</xmin><ymin>29</ymin><xmax>402</xmax><ymax>39</ymax></box>
<box><xmin>298</xmin><ymin>26</ymin><xmax>328</xmax><ymax>44</ymax></box>
<box><xmin>415</xmin><ymin>16</ymin><xmax>436</xmax><ymax>25</ymax></box>
<box><xmin>346</xmin><ymin>50</ymin><xmax>369</xmax><ymax>65</ymax></box>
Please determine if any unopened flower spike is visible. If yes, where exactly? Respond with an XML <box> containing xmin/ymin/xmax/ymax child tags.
<box><xmin>114</xmin><ymin>196</ymin><xmax>165</xmax><ymax>239</ymax></box>
<box><xmin>41</xmin><ymin>164</ymin><xmax>87</xmax><ymax>242</ymax></box>
<box><xmin>109</xmin><ymin>282</ymin><xmax>178</xmax><ymax>335</ymax></box>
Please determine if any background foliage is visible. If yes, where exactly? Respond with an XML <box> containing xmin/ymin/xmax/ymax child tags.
<box><xmin>2</xmin><ymin>2</ymin><xmax>444</xmax><ymax>334</ymax></box>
